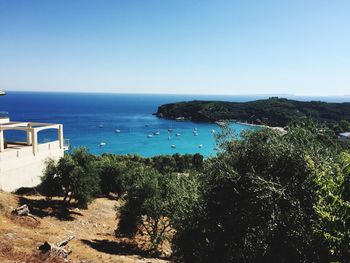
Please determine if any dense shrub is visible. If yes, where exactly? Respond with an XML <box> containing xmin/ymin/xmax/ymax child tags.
<box><xmin>117</xmin><ymin>166</ymin><xmax>200</xmax><ymax>254</ymax></box>
<box><xmin>41</xmin><ymin>150</ymin><xmax>203</xmax><ymax>209</ymax></box>
<box><xmin>40</xmin><ymin>123</ymin><xmax>349</xmax><ymax>261</ymax></box>
<box><xmin>173</xmin><ymin>125</ymin><xmax>349</xmax><ymax>262</ymax></box>
<box><xmin>156</xmin><ymin>97</ymin><xmax>350</xmax><ymax>132</ymax></box>
<box><xmin>96</xmin><ymin>156</ymin><xmax>129</xmax><ymax>196</ymax></box>
<box><xmin>41</xmin><ymin>147</ymin><xmax>100</xmax><ymax>208</ymax></box>
<box><xmin>312</xmin><ymin>152</ymin><xmax>350</xmax><ymax>261</ymax></box>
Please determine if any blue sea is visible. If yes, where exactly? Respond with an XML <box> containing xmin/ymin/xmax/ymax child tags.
<box><xmin>1</xmin><ymin>92</ymin><xmax>349</xmax><ymax>157</ymax></box>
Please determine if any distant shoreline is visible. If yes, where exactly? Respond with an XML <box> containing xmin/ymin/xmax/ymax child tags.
<box><xmin>234</xmin><ymin>121</ymin><xmax>286</xmax><ymax>133</ymax></box>
<box><xmin>214</xmin><ymin>119</ymin><xmax>286</xmax><ymax>133</ymax></box>
<box><xmin>155</xmin><ymin>97</ymin><xmax>350</xmax><ymax>133</ymax></box>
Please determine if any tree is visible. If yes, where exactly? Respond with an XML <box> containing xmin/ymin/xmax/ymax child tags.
<box><xmin>41</xmin><ymin>147</ymin><xmax>100</xmax><ymax>208</ymax></box>
<box><xmin>312</xmin><ymin>152</ymin><xmax>350</xmax><ymax>261</ymax></box>
<box><xmin>173</xmin><ymin>126</ymin><xmax>341</xmax><ymax>262</ymax></box>
<box><xmin>96</xmin><ymin>156</ymin><xmax>129</xmax><ymax>196</ymax></box>
<box><xmin>40</xmin><ymin>158</ymin><xmax>63</xmax><ymax>197</ymax></box>
<box><xmin>117</xmin><ymin>165</ymin><xmax>200</xmax><ymax>255</ymax></box>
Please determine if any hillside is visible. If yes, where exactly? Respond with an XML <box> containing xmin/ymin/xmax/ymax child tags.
<box><xmin>0</xmin><ymin>190</ymin><xmax>169</xmax><ymax>263</ymax></box>
<box><xmin>156</xmin><ymin>97</ymin><xmax>350</xmax><ymax>129</ymax></box>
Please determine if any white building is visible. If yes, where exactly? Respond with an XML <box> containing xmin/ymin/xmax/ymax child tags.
<box><xmin>0</xmin><ymin>91</ymin><xmax>68</xmax><ymax>191</ymax></box>
<box><xmin>339</xmin><ymin>132</ymin><xmax>350</xmax><ymax>141</ymax></box>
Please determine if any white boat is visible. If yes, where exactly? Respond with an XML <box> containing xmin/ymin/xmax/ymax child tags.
<box><xmin>198</xmin><ymin>144</ymin><xmax>203</xmax><ymax>148</ymax></box>
<box><xmin>211</xmin><ymin>129</ymin><xmax>216</xmax><ymax>133</ymax></box>
<box><xmin>147</xmin><ymin>134</ymin><xmax>153</xmax><ymax>138</ymax></box>
<box><xmin>194</xmin><ymin>127</ymin><xmax>198</xmax><ymax>131</ymax></box>
<box><xmin>168</xmin><ymin>128</ymin><xmax>173</xmax><ymax>132</ymax></box>
<box><xmin>176</xmin><ymin>133</ymin><xmax>181</xmax><ymax>136</ymax></box>
<box><xmin>99</xmin><ymin>124</ymin><xmax>104</xmax><ymax>128</ymax></box>
<box><xmin>171</xmin><ymin>144</ymin><xmax>176</xmax><ymax>148</ymax></box>
<box><xmin>115</xmin><ymin>129</ymin><xmax>121</xmax><ymax>133</ymax></box>
<box><xmin>99</xmin><ymin>142</ymin><xmax>106</xmax><ymax>147</ymax></box>
<box><xmin>193</xmin><ymin>131</ymin><xmax>198</xmax><ymax>136</ymax></box>
<box><xmin>154</xmin><ymin>131</ymin><xmax>160</xmax><ymax>135</ymax></box>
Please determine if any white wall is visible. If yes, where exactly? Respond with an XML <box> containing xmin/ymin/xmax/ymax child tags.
<box><xmin>0</xmin><ymin>141</ymin><xmax>64</xmax><ymax>192</ymax></box>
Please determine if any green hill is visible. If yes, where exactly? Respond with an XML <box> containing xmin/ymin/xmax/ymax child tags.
<box><xmin>156</xmin><ymin>97</ymin><xmax>350</xmax><ymax>131</ymax></box>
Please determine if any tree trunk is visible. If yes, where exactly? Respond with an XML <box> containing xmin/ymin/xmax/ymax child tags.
<box><xmin>38</xmin><ymin>235</ymin><xmax>75</xmax><ymax>258</ymax></box>
<box><xmin>12</xmin><ymin>204</ymin><xmax>30</xmax><ymax>216</ymax></box>
<box><xmin>56</xmin><ymin>235</ymin><xmax>75</xmax><ymax>247</ymax></box>
<box><xmin>11</xmin><ymin>204</ymin><xmax>39</xmax><ymax>222</ymax></box>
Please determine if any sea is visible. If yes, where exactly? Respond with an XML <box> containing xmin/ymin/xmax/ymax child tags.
<box><xmin>1</xmin><ymin>92</ymin><xmax>349</xmax><ymax>157</ymax></box>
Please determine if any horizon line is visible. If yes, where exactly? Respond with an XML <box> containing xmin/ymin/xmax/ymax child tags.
<box><xmin>2</xmin><ymin>89</ymin><xmax>350</xmax><ymax>97</ymax></box>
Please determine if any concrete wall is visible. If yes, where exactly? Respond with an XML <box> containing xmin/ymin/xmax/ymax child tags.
<box><xmin>0</xmin><ymin>141</ymin><xmax>64</xmax><ymax>192</ymax></box>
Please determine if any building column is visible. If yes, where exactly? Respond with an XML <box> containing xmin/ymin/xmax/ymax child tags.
<box><xmin>26</xmin><ymin>124</ymin><xmax>32</xmax><ymax>145</ymax></box>
<box><xmin>58</xmin><ymin>124</ymin><xmax>64</xmax><ymax>149</ymax></box>
<box><xmin>31</xmin><ymin>129</ymin><xmax>38</xmax><ymax>155</ymax></box>
<box><xmin>0</xmin><ymin>128</ymin><xmax>4</xmax><ymax>152</ymax></box>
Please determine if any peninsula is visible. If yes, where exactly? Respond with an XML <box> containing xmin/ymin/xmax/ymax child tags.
<box><xmin>156</xmin><ymin>97</ymin><xmax>350</xmax><ymax>131</ymax></box>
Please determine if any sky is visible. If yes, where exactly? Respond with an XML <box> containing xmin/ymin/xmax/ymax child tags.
<box><xmin>0</xmin><ymin>0</ymin><xmax>349</xmax><ymax>96</ymax></box>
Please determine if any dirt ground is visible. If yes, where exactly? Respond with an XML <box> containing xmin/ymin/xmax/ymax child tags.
<box><xmin>0</xmin><ymin>190</ymin><xmax>169</xmax><ymax>263</ymax></box>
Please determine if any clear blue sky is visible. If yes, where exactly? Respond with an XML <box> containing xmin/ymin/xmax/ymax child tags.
<box><xmin>0</xmin><ymin>0</ymin><xmax>349</xmax><ymax>95</ymax></box>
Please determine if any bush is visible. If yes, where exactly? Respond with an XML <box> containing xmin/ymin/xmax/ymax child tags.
<box><xmin>173</xmin><ymin>125</ymin><xmax>349</xmax><ymax>262</ymax></box>
<box><xmin>96</xmin><ymin>156</ymin><xmax>130</xmax><ymax>196</ymax></box>
<box><xmin>312</xmin><ymin>152</ymin><xmax>350</xmax><ymax>261</ymax></box>
<box><xmin>41</xmin><ymin>147</ymin><xmax>100</xmax><ymax>208</ymax></box>
<box><xmin>117</xmin><ymin>166</ymin><xmax>160</xmax><ymax>238</ymax></box>
<box><xmin>117</xmin><ymin>165</ymin><xmax>200</xmax><ymax>255</ymax></box>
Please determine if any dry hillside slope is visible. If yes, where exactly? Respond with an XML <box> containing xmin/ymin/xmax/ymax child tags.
<box><xmin>0</xmin><ymin>190</ymin><xmax>169</xmax><ymax>263</ymax></box>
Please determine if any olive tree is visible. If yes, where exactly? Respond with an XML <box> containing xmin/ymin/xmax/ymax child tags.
<box><xmin>173</xmin><ymin>126</ymin><xmax>342</xmax><ymax>262</ymax></box>
<box><xmin>41</xmin><ymin>147</ymin><xmax>100</xmax><ymax>208</ymax></box>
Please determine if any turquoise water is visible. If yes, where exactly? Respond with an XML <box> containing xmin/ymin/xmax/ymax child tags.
<box><xmin>1</xmin><ymin>92</ymin><xmax>349</xmax><ymax>157</ymax></box>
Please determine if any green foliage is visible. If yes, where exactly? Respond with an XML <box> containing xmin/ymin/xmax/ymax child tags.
<box><xmin>151</xmin><ymin>153</ymin><xmax>203</xmax><ymax>174</ymax></box>
<box><xmin>95</xmin><ymin>156</ymin><xmax>129</xmax><ymax>196</ymax></box>
<box><xmin>157</xmin><ymin>97</ymin><xmax>350</xmax><ymax>132</ymax></box>
<box><xmin>311</xmin><ymin>152</ymin><xmax>350</xmax><ymax>261</ymax></box>
<box><xmin>40</xmin><ymin>158</ymin><xmax>63</xmax><ymax>197</ymax></box>
<box><xmin>41</xmin><ymin>147</ymin><xmax>100</xmax><ymax>208</ymax></box>
<box><xmin>117</xmin><ymin>166</ymin><xmax>161</xmax><ymax>237</ymax></box>
<box><xmin>39</xmin><ymin>122</ymin><xmax>349</xmax><ymax>261</ymax></box>
<box><xmin>117</xmin><ymin>165</ymin><xmax>200</xmax><ymax>254</ymax></box>
<box><xmin>173</xmin><ymin>125</ymin><xmax>349</xmax><ymax>262</ymax></box>
<box><xmin>99</xmin><ymin>153</ymin><xmax>203</xmax><ymax>175</ymax></box>
<box><xmin>41</xmin><ymin>149</ymin><xmax>203</xmax><ymax>210</ymax></box>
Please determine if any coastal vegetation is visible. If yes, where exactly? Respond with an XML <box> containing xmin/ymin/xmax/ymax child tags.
<box><xmin>156</xmin><ymin>97</ymin><xmax>350</xmax><ymax>132</ymax></box>
<box><xmin>37</xmin><ymin>121</ymin><xmax>350</xmax><ymax>262</ymax></box>
<box><xmin>41</xmin><ymin>151</ymin><xmax>203</xmax><ymax>208</ymax></box>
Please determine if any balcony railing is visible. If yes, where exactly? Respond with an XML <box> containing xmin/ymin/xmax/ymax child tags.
<box><xmin>0</xmin><ymin>111</ymin><xmax>9</xmax><ymax>118</ymax></box>
<box><xmin>63</xmin><ymin>139</ymin><xmax>70</xmax><ymax>150</ymax></box>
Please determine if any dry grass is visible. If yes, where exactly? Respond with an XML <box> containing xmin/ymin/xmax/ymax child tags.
<box><xmin>0</xmin><ymin>241</ymin><xmax>66</xmax><ymax>263</ymax></box>
<box><xmin>0</xmin><ymin>190</ymin><xmax>169</xmax><ymax>263</ymax></box>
